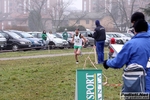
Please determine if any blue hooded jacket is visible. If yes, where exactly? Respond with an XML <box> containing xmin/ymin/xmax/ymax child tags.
<box><xmin>92</xmin><ymin>20</ymin><xmax>106</xmax><ymax>41</ymax></box>
<box><xmin>107</xmin><ymin>24</ymin><xmax>150</xmax><ymax>92</ymax></box>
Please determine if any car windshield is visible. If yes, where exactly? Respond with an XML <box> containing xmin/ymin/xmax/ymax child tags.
<box><xmin>106</xmin><ymin>35</ymin><xmax>110</xmax><ymax>39</ymax></box>
<box><xmin>107</xmin><ymin>33</ymin><xmax>121</xmax><ymax>38</ymax></box>
<box><xmin>114</xmin><ymin>34</ymin><xmax>122</xmax><ymax>38</ymax></box>
<box><xmin>68</xmin><ymin>33</ymin><xmax>72</xmax><ymax>38</ymax></box>
<box><xmin>20</xmin><ymin>32</ymin><xmax>34</xmax><ymax>38</ymax></box>
<box><xmin>54</xmin><ymin>33</ymin><xmax>62</xmax><ymax>38</ymax></box>
<box><xmin>124</xmin><ymin>33</ymin><xmax>134</xmax><ymax>37</ymax></box>
<box><xmin>49</xmin><ymin>34</ymin><xmax>57</xmax><ymax>38</ymax></box>
<box><xmin>80</xmin><ymin>32</ymin><xmax>87</xmax><ymax>37</ymax></box>
<box><xmin>9</xmin><ymin>32</ymin><xmax>22</xmax><ymax>39</ymax></box>
<box><xmin>107</xmin><ymin>34</ymin><xmax>114</xmax><ymax>38</ymax></box>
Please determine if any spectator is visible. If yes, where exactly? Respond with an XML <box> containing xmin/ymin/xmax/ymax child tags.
<box><xmin>103</xmin><ymin>15</ymin><xmax>150</xmax><ymax>93</ymax></box>
<box><xmin>62</xmin><ymin>28</ymin><xmax>68</xmax><ymax>40</ymax></box>
<box><xmin>42</xmin><ymin>30</ymin><xmax>47</xmax><ymax>49</ymax></box>
<box><xmin>91</xmin><ymin>20</ymin><xmax>106</xmax><ymax>64</ymax></box>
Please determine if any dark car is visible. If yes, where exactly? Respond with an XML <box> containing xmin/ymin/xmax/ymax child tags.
<box><xmin>12</xmin><ymin>31</ymin><xmax>44</xmax><ymax>50</ymax></box>
<box><xmin>1</xmin><ymin>31</ymin><xmax>32</xmax><ymax>51</ymax></box>
<box><xmin>0</xmin><ymin>32</ymin><xmax>7</xmax><ymax>50</ymax></box>
<box><xmin>80</xmin><ymin>31</ymin><xmax>94</xmax><ymax>46</ymax></box>
<box><xmin>67</xmin><ymin>32</ymin><xmax>74</xmax><ymax>48</ymax></box>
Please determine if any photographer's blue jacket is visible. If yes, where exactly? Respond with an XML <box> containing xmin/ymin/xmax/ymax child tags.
<box><xmin>107</xmin><ymin>24</ymin><xmax>150</xmax><ymax>92</ymax></box>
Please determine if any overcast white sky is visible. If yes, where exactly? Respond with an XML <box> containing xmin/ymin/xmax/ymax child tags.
<box><xmin>69</xmin><ymin>0</ymin><xmax>82</xmax><ymax>10</ymax></box>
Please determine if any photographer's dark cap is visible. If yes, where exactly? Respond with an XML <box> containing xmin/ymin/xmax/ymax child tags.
<box><xmin>131</xmin><ymin>12</ymin><xmax>145</xmax><ymax>23</ymax></box>
<box><xmin>133</xmin><ymin>19</ymin><xmax>148</xmax><ymax>33</ymax></box>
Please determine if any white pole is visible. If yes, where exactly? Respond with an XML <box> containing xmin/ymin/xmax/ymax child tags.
<box><xmin>93</xmin><ymin>45</ymin><xmax>98</xmax><ymax>64</ymax></box>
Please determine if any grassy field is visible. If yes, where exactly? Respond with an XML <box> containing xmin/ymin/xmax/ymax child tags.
<box><xmin>0</xmin><ymin>48</ymin><xmax>122</xmax><ymax>100</ymax></box>
<box><xmin>0</xmin><ymin>47</ymin><xmax>95</xmax><ymax>58</ymax></box>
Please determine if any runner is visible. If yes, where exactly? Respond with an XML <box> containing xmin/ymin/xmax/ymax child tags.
<box><xmin>71</xmin><ymin>28</ymin><xmax>87</xmax><ymax>64</ymax></box>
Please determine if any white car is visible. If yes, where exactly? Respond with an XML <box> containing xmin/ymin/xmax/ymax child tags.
<box><xmin>115</xmin><ymin>33</ymin><xmax>131</xmax><ymax>43</ymax></box>
<box><xmin>46</xmin><ymin>33</ymin><xmax>69</xmax><ymax>49</ymax></box>
<box><xmin>106</xmin><ymin>32</ymin><xmax>129</xmax><ymax>44</ymax></box>
<box><xmin>123</xmin><ymin>33</ymin><xmax>134</xmax><ymax>38</ymax></box>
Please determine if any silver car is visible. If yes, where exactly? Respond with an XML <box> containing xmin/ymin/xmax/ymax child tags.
<box><xmin>106</xmin><ymin>32</ymin><xmax>125</xmax><ymax>44</ymax></box>
<box><xmin>46</xmin><ymin>34</ymin><xmax>69</xmax><ymax>49</ymax></box>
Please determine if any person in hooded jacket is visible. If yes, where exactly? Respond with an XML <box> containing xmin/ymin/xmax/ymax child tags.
<box><xmin>92</xmin><ymin>20</ymin><xmax>106</xmax><ymax>64</ymax></box>
<box><xmin>103</xmin><ymin>16</ymin><xmax>150</xmax><ymax>93</ymax></box>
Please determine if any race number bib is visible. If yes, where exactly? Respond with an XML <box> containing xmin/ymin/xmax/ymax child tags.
<box><xmin>75</xmin><ymin>39</ymin><xmax>80</xmax><ymax>43</ymax></box>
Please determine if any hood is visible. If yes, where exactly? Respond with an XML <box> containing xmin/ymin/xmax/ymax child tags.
<box><xmin>95</xmin><ymin>20</ymin><xmax>100</xmax><ymax>27</ymax></box>
<box><xmin>53</xmin><ymin>38</ymin><xmax>67</xmax><ymax>43</ymax></box>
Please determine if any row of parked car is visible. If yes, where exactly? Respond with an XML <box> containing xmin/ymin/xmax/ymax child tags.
<box><xmin>0</xmin><ymin>30</ymin><xmax>43</xmax><ymax>51</ymax></box>
<box><xmin>0</xmin><ymin>30</ymin><xmax>134</xmax><ymax>51</ymax></box>
<box><xmin>106</xmin><ymin>32</ymin><xmax>134</xmax><ymax>44</ymax></box>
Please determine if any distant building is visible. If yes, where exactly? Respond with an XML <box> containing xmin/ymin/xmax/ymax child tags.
<box><xmin>82</xmin><ymin>0</ymin><xmax>149</xmax><ymax>13</ymax></box>
<box><xmin>68</xmin><ymin>12</ymin><xmax>115</xmax><ymax>31</ymax></box>
<box><xmin>0</xmin><ymin>0</ymin><xmax>63</xmax><ymax>30</ymax></box>
<box><xmin>81</xmin><ymin>0</ymin><xmax>149</xmax><ymax>31</ymax></box>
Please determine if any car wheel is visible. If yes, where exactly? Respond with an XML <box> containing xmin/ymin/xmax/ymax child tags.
<box><xmin>117</xmin><ymin>40</ymin><xmax>123</xmax><ymax>44</ymax></box>
<box><xmin>59</xmin><ymin>47</ymin><xmax>64</xmax><ymax>49</ymax></box>
<box><xmin>35</xmin><ymin>48</ymin><xmax>41</xmax><ymax>50</ymax></box>
<box><xmin>12</xmin><ymin>44</ymin><xmax>19</xmax><ymax>51</ymax></box>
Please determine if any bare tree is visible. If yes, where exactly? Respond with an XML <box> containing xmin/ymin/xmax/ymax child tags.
<box><xmin>69</xmin><ymin>11</ymin><xmax>88</xmax><ymax>26</ymax></box>
<box><xmin>15</xmin><ymin>0</ymin><xmax>48</xmax><ymax>31</ymax></box>
<box><xmin>47</xmin><ymin>0</ymin><xmax>73</xmax><ymax>31</ymax></box>
<box><xmin>28</xmin><ymin>0</ymin><xmax>47</xmax><ymax>31</ymax></box>
<box><xmin>142</xmin><ymin>3</ymin><xmax>150</xmax><ymax>22</ymax></box>
<box><xmin>96</xmin><ymin>0</ymin><xmax>139</xmax><ymax>32</ymax></box>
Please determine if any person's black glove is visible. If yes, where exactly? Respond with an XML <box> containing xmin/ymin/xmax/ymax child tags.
<box><xmin>103</xmin><ymin>60</ymin><xmax>109</xmax><ymax>69</ymax></box>
<box><xmin>88</xmin><ymin>33</ymin><xmax>92</xmax><ymax>37</ymax></box>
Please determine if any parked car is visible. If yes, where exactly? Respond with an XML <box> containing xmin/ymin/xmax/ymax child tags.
<box><xmin>80</xmin><ymin>31</ymin><xmax>94</xmax><ymax>46</ymax></box>
<box><xmin>53</xmin><ymin>33</ymin><xmax>63</xmax><ymax>39</ymax></box>
<box><xmin>115</xmin><ymin>33</ymin><xmax>131</xmax><ymax>43</ymax></box>
<box><xmin>106</xmin><ymin>32</ymin><xmax>125</xmax><ymax>44</ymax></box>
<box><xmin>28</xmin><ymin>32</ymin><xmax>55</xmax><ymax>49</ymax></box>
<box><xmin>28</xmin><ymin>32</ymin><xmax>42</xmax><ymax>39</ymax></box>
<box><xmin>0</xmin><ymin>32</ymin><xmax>7</xmax><ymax>50</ymax></box>
<box><xmin>46</xmin><ymin>34</ymin><xmax>69</xmax><ymax>49</ymax></box>
<box><xmin>66</xmin><ymin>32</ymin><xmax>75</xmax><ymax>48</ymax></box>
<box><xmin>105</xmin><ymin>35</ymin><xmax>111</xmax><ymax>46</ymax></box>
<box><xmin>1</xmin><ymin>31</ymin><xmax>32</xmax><ymax>51</ymax></box>
<box><xmin>123</xmin><ymin>33</ymin><xmax>134</xmax><ymax>38</ymax></box>
<box><xmin>12</xmin><ymin>31</ymin><xmax>44</xmax><ymax>50</ymax></box>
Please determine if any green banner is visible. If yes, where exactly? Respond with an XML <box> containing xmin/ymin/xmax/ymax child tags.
<box><xmin>75</xmin><ymin>69</ymin><xmax>103</xmax><ymax>100</ymax></box>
